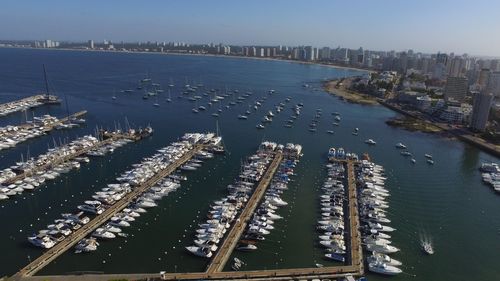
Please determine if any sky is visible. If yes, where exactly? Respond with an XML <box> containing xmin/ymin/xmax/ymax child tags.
<box><xmin>0</xmin><ymin>0</ymin><xmax>499</xmax><ymax>57</ymax></box>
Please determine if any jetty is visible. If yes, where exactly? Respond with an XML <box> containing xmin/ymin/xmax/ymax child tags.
<box><xmin>0</xmin><ymin>95</ymin><xmax>60</xmax><ymax>118</ymax></box>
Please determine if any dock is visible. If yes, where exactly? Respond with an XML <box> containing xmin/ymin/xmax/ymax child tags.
<box><xmin>12</xmin><ymin>145</ymin><xmax>205</xmax><ymax>279</ymax></box>
<box><xmin>2</xmin><ymin>130</ymin><xmax>136</xmax><ymax>186</ymax></box>
<box><xmin>12</xmin><ymin>152</ymin><xmax>364</xmax><ymax>281</ymax></box>
<box><xmin>206</xmin><ymin>151</ymin><xmax>284</xmax><ymax>273</ymax></box>
<box><xmin>0</xmin><ymin>95</ymin><xmax>60</xmax><ymax>118</ymax></box>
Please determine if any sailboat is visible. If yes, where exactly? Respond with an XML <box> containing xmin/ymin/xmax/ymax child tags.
<box><xmin>153</xmin><ymin>96</ymin><xmax>160</xmax><ymax>107</ymax></box>
<box><xmin>112</xmin><ymin>89</ymin><xmax>117</xmax><ymax>100</ymax></box>
<box><xmin>166</xmin><ymin>89</ymin><xmax>172</xmax><ymax>102</ymax></box>
<box><xmin>192</xmin><ymin>99</ymin><xmax>199</xmax><ymax>113</ymax></box>
<box><xmin>168</xmin><ymin>78</ymin><xmax>174</xmax><ymax>88</ymax></box>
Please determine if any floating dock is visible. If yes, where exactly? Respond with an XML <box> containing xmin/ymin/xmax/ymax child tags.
<box><xmin>12</xmin><ymin>144</ymin><xmax>205</xmax><ymax>279</ymax></box>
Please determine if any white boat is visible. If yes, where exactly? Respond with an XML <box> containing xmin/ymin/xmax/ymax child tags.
<box><xmin>92</xmin><ymin>228</ymin><xmax>116</xmax><ymax>239</ymax></box>
<box><xmin>185</xmin><ymin>246</ymin><xmax>213</xmax><ymax>258</ymax></box>
<box><xmin>28</xmin><ymin>234</ymin><xmax>56</xmax><ymax>249</ymax></box>
<box><xmin>368</xmin><ymin>252</ymin><xmax>402</xmax><ymax>266</ymax></box>
<box><xmin>422</xmin><ymin>240</ymin><xmax>434</xmax><ymax>255</ymax></box>
<box><xmin>236</xmin><ymin>244</ymin><xmax>257</xmax><ymax>251</ymax></box>
<box><xmin>395</xmin><ymin>143</ymin><xmax>407</xmax><ymax>149</ymax></box>
<box><xmin>75</xmin><ymin>238</ymin><xmax>99</xmax><ymax>253</ymax></box>
<box><xmin>256</xmin><ymin>124</ymin><xmax>265</xmax><ymax>129</ymax></box>
<box><xmin>368</xmin><ymin>261</ymin><xmax>402</xmax><ymax>275</ymax></box>
<box><xmin>365</xmin><ymin>139</ymin><xmax>376</xmax><ymax>145</ymax></box>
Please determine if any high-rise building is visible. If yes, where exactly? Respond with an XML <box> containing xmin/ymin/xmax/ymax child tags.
<box><xmin>88</xmin><ymin>40</ymin><xmax>94</xmax><ymax>49</ymax></box>
<box><xmin>259</xmin><ymin>48</ymin><xmax>265</xmax><ymax>57</ymax></box>
<box><xmin>449</xmin><ymin>57</ymin><xmax>465</xmax><ymax>77</ymax></box>
<box><xmin>304</xmin><ymin>46</ymin><xmax>314</xmax><ymax>61</ymax></box>
<box><xmin>444</xmin><ymin>76</ymin><xmax>468</xmax><ymax>102</ymax></box>
<box><xmin>486</xmin><ymin>71</ymin><xmax>500</xmax><ymax>97</ymax></box>
<box><xmin>319</xmin><ymin>47</ymin><xmax>330</xmax><ymax>60</ymax></box>
<box><xmin>477</xmin><ymin>68</ymin><xmax>490</xmax><ymax>89</ymax></box>
<box><xmin>470</xmin><ymin>92</ymin><xmax>493</xmax><ymax>131</ymax></box>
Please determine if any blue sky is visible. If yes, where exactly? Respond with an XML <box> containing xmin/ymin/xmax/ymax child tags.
<box><xmin>1</xmin><ymin>0</ymin><xmax>499</xmax><ymax>56</ymax></box>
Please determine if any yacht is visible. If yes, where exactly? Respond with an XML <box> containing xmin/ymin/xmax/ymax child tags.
<box><xmin>28</xmin><ymin>234</ymin><xmax>56</xmax><ymax>249</ymax></box>
<box><xmin>365</xmin><ymin>139</ymin><xmax>376</xmax><ymax>145</ymax></box>
<box><xmin>92</xmin><ymin>228</ymin><xmax>116</xmax><ymax>239</ymax></box>
<box><xmin>236</xmin><ymin>244</ymin><xmax>257</xmax><ymax>251</ymax></box>
<box><xmin>424</xmin><ymin>154</ymin><xmax>433</xmax><ymax>159</ymax></box>
<box><xmin>324</xmin><ymin>253</ymin><xmax>345</xmax><ymax>262</ymax></box>
<box><xmin>256</xmin><ymin>124</ymin><xmax>265</xmax><ymax>129</ymax></box>
<box><xmin>75</xmin><ymin>238</ymin><xmax>99</xmax><ymax>253</ymax></box>
<box><xmin>185</xmin><ymin>246</ymin><xmax>213</xmax><ymax>258</ymax></box>
<box><xmin>395</xmin><ymin>143</ymin><xmax>407</xmax><ymax>149</ymax></box>
<box><xmin>367</xmin><ymin>252</ymin><xmax>402</xmax><ymax>266</ymax></box>
<box><xmin>368</xmin><ymin>261</ymin><xmax>402</xmax><ymax>275</ymax></box>
<box><xmin>238</xmin><ymin>115</ymin><xmax>248</xmax><ymax>120</ymax></box>
<box><xmin>422</xmin><ymin>240</ymin><xmax>434</xmax><ymax>255</ymax></box>
<box><xmin>427</xmin><ymin>159</ymin><xmax>434</xmax><ymax>165</ymax></box>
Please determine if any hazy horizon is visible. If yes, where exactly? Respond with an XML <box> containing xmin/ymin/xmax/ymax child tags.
<box><xmin>1</xmin><ymin>0</ymin><xmax>499</xmax><ymax>57</ymax></box>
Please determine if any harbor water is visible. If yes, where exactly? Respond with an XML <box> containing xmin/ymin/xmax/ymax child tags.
<box><xmin>0</xmin><ymin>48</ymin><xmax>499</xmax><ymax>280</ymax></box>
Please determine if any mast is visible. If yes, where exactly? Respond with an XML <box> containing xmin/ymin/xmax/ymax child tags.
<box><xmin>43</xmin><ymin>64</ymin><xmax>50</xmax><ymax>100</ymax></box>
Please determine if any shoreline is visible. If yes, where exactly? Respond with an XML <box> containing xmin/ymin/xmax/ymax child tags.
<box><xmin>0</xmin><ymin>46</ymin><xmax>372</xmax><ymax>74</ymax></box>
<box><xmin>322</xmin><ymin>78</ymin><xmax>379</xmax><ymax>105</ymax></box>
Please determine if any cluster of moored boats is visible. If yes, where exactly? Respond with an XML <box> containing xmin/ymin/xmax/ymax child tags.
<box><xmin>0</xmin><ymin>115</ymin><xmax>78</xmax><ymax>151</ymax></box>
<box><xmin>395</xmin><ymin>143</ymin><xmax>434</xmax><ymax>165</ymax></box>
<box><xmin>356</xmin><ymin>159</ymin><xmax>403</xmax><ymax>276</ymax></box>
<box><xmin>316</xmin><ymin>150</ymin><xmax>352</xmax><ymax>264</ymax></box>
<box><xmin>185</xmin><ymin>141</ymin><xmax>302</xmax><ymax>260</ymax></box>
<box><xmin>0</xmin><ymin>95</ymin><xmax>58</xmax><ymax>117</ymax></box>
<box><xmin>480</xmin><ymin>162</ymin><xmax>500</xmax><ymax>193</ymax></box>
<box><xmin>237</xmin><ymin>143</ymin><xmax>302</xmax><ymax>256</ymax></box>
<box><xmin>0</xmin><ymin>133</ymin><xmax>135</xmax><ymax>200</ymax></box>
<box><xmin>28</xmin><ymin>132</ymin><xmax>222</xmax><ymax>252</ymax></box>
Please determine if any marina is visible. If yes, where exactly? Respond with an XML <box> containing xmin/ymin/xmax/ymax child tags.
<box><xmin>0</xmin><ymin>48</ymin><xmax>499</xmax><ymax>281</ymax></box>
<box><xmin>13</xmin><ymin>133</ymin><xmax>223</xmax><ymax>278</ymax></box>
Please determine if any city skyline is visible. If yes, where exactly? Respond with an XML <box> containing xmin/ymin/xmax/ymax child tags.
<box><xmin>1</xmin><ymin>0</ymin><xmax>500</xmax><ymax>57</ymax></box>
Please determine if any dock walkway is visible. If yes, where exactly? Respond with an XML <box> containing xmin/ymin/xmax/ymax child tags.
<box><xmin>12</xmin><ymin>145</ymin><xmax>204</xmax><ymax>279</ymax></box>
<box><xmin>206</xmin><ymin>152</ymin><xmax>283</xmax><ymax>273</ymax></box>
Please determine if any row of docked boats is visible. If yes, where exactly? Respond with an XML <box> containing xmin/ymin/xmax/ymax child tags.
<box><xmin>308</xmin><ymin>108</ymin><xmax>322</xmax><ymax>132</ymax></box>
<box><xmin>284</xmin><ymin>101</ymin><xmax>302</xmax><ymax>129</ymax></box>
<box><xmin>0</xmin><ymin>133</ymin><xmax>136</xmax><ymax>200</ymax></box>
<box><xmin>356</xmin><ymin>159</ymin><xmax>403</xmax><ymax>276</ymax></box>
<box><xmin>480</xmin><ymin>162</ymin><xmax>500</xmax><ymax>193</ymax></box>
<box><xmin>317</xmin><ymin>153</ymin><xmax>352</xmax><ymax>264</ymax></box>
<box><xmin>0</xmin><ymin>95</ymin><xmax>58</xmax><ymax>117</ymax></box>
<box><xmin>0</xmin><ymin>115</ymin><xmax>77</xmax><ymax>151</ymax></box>
<box><xmin>237</xmin><ymin>143</ymin><xmax>302</xmax><ymax>256</ymax></box>
<box><xmin>185</xmin><ymin>141</ymin><xmax>277</xmax><ymax>258</ymax></box>
<box><xmin>27</xmin><ymin>132</ymin><xmax>221</xmax><ymax>251</ymax></box>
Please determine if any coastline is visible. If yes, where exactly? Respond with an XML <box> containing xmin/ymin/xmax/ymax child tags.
<box><xmin>0</xmin><ymin>46</ymin><xmax>372</xmax><ymax>74</ymax></box>
<box><xmin>322</xmin><ymin>78</ymin><xmax>379</xmax><ymax>105</ymax></box>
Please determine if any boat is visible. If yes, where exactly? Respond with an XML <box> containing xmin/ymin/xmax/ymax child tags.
<box><xmin>411</xmin><ymin>158</ymin><xmax>416</xmax><ymax>164</ymax></box>
<box><xmin>395</xmin><ymin>143</ymin><xmax>407</xmax><ymax>149</ymax></box>
<box><xmin>422</xmin><ymin>240</ymin><xmax>434</xmax><ymax>255</ymax></box>
<box><xmin>324</xmin><ymin>253</ymin><xmax>345</xmax><ymax>262</ymax></box>
<box><xmin>236</xmin><ymin>244</ymin><xmax>257</xmax><ymax>251</ymax></box>
<box><xmin>238</xmin><ymin>115</ymin><xmax>248</xmax><ymax>120</ymax></box>
<box><xmin>365</xmin><ymin>139</ymin><xmax>376</xmax><ymax>145</ymax></box>
<box><xmin>427</xmin><ymin>159</ymin><xmax>434</xmax><ymax>165</ymax></box>
<box><xmin>92</xmin><ymin>228</ymin><xmax>116</xmax><ymax>239</ymax></box>
<box><xmin>327</xmin><ymin>130</ymin><xmax>334</xmax><ymax>134</ymax></box>
<box><xmin>424</xmin><ymin>154</ymin><xmax>433</xmax><ymax>159</ymax></box>
<box><xmin>75</xmin><ymin>238</ymin><xmax>99</xmax><ymax>253</ymax></box>
<box><xmin>368</xmin><ymin>261</ymin><xmax>402</xmax><ymax>275</ymax></box>
<box><xmin>28</xmin><ymin>234</ymin><xmax>56</xmax><ymax>249</ymax></box>
<box><xmin>185</xmin><ymin>246</ymin><xmax>213</xmax><ymax>258</ymax></box>
<box><xmin>256</xmin><ymin>124</ymin><xmax>265</xmax><ymax>129</ymax></box>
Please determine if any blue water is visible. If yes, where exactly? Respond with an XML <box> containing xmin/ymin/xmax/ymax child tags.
<box><xmin>0</xmin><ymin>48</ymin><xmax>499</xmax><ymax>281</ymax></box>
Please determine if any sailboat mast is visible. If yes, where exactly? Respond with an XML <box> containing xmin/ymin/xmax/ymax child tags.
<box><xmin>43</xmin><ymin>64</ymin><xmax>50</xmax><ymax>100</ymax></box>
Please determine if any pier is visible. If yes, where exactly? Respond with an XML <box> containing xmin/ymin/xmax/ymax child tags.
<box><xmin>12</xmin><ymin>152</ymin><xmax>364</xmax><ymax>281</ymax></box>
<box><xmin>0</xmin><ymin>95</ymin><xmax>60</xmax><ymax>118</ymax></box>
<box><xmin>2</xmin><ymin>130</ymin><xmax>137</xmax><ymax>186</ymax></box>
<box><xmin>12</xmin><ymin>145</ymin><xmax>205</xmax><ymax>279</ymax></box>
<box><xmin>206</xmin><ymin>151</ymin><xmax>284</xmax><ymax>273</ymax></box>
